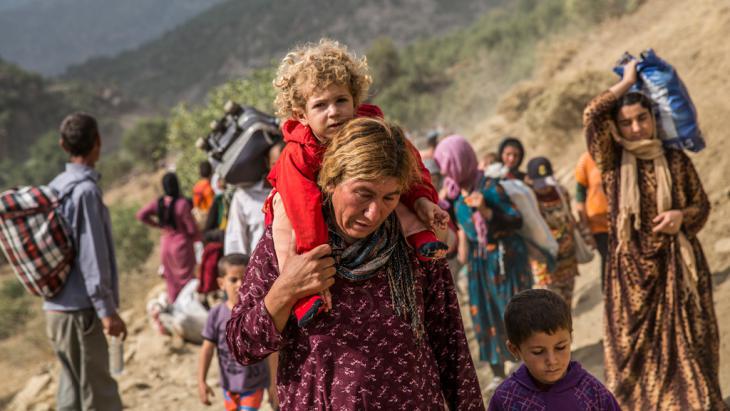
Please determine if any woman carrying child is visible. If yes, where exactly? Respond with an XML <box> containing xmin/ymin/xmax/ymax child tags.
<box><xmin>434</xmin><ymin>135</ymin><xmax>533</xmax><ymax>390</ymax></box>
<box><xmin>584</xmin><ymin>59</ymin><xmax>726</xmax><ymax>410</ymax></box>
<box><xmin>262</xmin><ymin>39</ymin><xmax>449</xmax><ymax>327</ymax></box>
<box><xmin>227</xmin><ymin>118</ymin><xmax>484</xmax><ymax>410</ymax></box>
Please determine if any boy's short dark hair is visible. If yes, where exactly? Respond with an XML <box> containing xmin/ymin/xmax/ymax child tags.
<box><xmin>217</xmin><ymin>253</ymin><xmax>250</xmax><ymax>277</ymax></box>
<box><xmin>199</xmin><ymin>160</ymin><xmax>213</xmax><ymax>179</ymax></box>
<box><xmin>504</xmin><ymin>289</ymin><xmax>572</xmax><ymax>347</ymax></box>
<box><xmin>59</xmin><ymin>112</ymin><xmax>99</xmax><ymax>157</ymax></box>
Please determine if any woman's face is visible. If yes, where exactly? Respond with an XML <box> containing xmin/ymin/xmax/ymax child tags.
<box><xmin>330</xmin><ymin>177</ymin><xmax>401</xmax><ymax>243</ymax></box>
<box><xmin>616</xmin><ymin>103</ymin><xmax>654</xmax><ymax>141</ymax></box>
<box><xmin>501</xmin><ymin>145</ymin><xmax>522</xmax><ymax>169</ymax></box>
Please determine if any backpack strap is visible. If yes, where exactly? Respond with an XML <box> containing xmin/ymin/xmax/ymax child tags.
<box><xmin>56</xmin><ymin>176</ymin><xmax>94</xmax><ymax>204</ymax></box>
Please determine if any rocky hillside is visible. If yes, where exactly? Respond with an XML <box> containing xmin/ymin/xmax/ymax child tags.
<box><xmin>465</xmin><ymin>0</ymin><xmax>730</xmax><ymax>271</ymax></box>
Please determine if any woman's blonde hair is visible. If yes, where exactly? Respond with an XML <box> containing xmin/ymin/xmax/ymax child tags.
<box><xmin>319</xmin><ymin>117</ymin><xmax>421</xmax><ymax>193</ymax></box>
<box><xmin>273</xmin><ymin>38</ymin><xmax>372</xmax><ymax>119</ymax></box>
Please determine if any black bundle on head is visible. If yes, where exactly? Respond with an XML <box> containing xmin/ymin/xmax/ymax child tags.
<box><xmin>158</xmin><ymin>172</ymin><xmax>181</xmax><ymax>229</ymax></box>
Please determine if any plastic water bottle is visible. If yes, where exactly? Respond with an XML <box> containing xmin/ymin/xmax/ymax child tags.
<box><xmin>109</xmin><ymin>336</ymin><xmax>124</xmax><ymax>377</ymax></box>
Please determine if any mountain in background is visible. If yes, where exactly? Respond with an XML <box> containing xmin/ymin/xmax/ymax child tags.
<box><xmin>0</xmin><ymin>57</ymin><xmax>135</xmax><ymax>188</ymax></box>
<box><xmin>63</xmin><ymin>0</ymin><xmax>505</xmax><ymax>106</ymax></box>
<box><xmin>0</xmin><ymin>0</ymin><xmax>227</xmax><ymax>75</ymax></box>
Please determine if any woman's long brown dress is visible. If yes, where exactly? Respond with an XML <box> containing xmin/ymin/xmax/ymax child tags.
<box><xmin>584</xmin><ymin>91</ymin><xmax>726</xmax><ymax>410</ymax></box>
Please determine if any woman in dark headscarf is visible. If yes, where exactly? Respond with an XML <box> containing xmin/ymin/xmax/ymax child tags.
<box><xmin>497</xmin><ymin>137</ymin><xmax>526</xmax><ymax>181</ymax></box>
<box><xmin>137</xmin><ymin>172</ymin><xmax>200</xmax><ymax>302</ymax></box>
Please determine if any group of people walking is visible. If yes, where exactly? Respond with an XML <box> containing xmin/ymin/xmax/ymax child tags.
<box><xmin>35</xmin><ymin>38</ymin><xmax>726</xmax><ymax>411</ymax></box>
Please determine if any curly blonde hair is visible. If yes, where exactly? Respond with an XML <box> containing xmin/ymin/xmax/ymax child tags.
<box><xmin>318</xmin><ymin>117</ymin><xmax>420</xmax><ymax>193</ymax></box>
<box><xmin>273</xmin><ymin>38</ymin><xmax>372</xmax><ymax>119</ymax></box>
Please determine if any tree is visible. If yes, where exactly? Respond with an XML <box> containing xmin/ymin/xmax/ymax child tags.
<box><xmin>121</xmin><ymin>117</ymin><xmax>168</xmax><ymax>171</ymax></box>
<box><xmin>21</xmin><ymin>130</ymin><xmax>67</xmax><ymax>186</ymax></box>
<box><xmin>367</xmin><ymin>37</ymin><xmax>401</xmax><ymax>92</ymax></box>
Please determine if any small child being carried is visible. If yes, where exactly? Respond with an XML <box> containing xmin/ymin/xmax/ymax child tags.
<box><xmin>198</xmin><ymin>254</ymin><xmax>273</xmax><ymax>410</ymax></box>
<box><xmin>488</xmin><ymin>289</ymin><xmax>621</xmax><ymax>410</ymax></box>
<box><xmin>265</xmin><ymin>39</ymin><xmax>449</xmax><ymax>326</ymax></box>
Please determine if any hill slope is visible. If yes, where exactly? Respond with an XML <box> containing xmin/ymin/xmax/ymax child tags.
<box><xmin>64</xmin><ymin>0</ymin><xmax>504</xmax><ymax>106</ymax></box>
<box><xmin>0</xmin><ymin>58</ymin><xmax>138</xmax><ymax>188</ymax></box>
<box><xmin>0</xmin><ymin>0</ymin><xmax>226</xmax><ymax>75</ymax></box>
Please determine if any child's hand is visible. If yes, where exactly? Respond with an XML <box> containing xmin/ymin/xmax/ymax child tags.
<box><xmin>464</xmin><ymin>192</ymin><xmax>483</xmax><ymax>208</ymax></box>
<box><xmin>414</xmin><ymin>198</ymin><xmax>450</xmax><ymax>230</ymax></box>
<box><xmin>198</xmin><ymin>381</ymin><xmax>214</xmax><ymax>405</ymax></box>
<box><xmin>465</xmin><ymin>192</ymin><xmax>493</xmax><ymax>220</ymax></box>
<box><xmin>321</xmin><ymin>288</ymin><xmax>333</xmax><ymax>312</ymax></box>
<box><xmin>268</xmin><ymin>385</ymin><xmax>280</xmax><ymax>409</ymax></box>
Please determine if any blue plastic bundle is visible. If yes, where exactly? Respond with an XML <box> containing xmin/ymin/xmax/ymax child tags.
<box><xmin>613</xmin><ymin>49</ymin><xmax>705</xmax><ymax>152</ymax></box>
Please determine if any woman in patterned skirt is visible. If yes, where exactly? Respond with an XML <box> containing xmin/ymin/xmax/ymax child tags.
<box><xmin>524</xmin><ymin>156</ymin><xmax>580</xmax><ymax>307</ymax></box>
<box><xmin>584</xmin><ymin>59</ymin><xmax>726</xmax><ymax>410</ymax></box>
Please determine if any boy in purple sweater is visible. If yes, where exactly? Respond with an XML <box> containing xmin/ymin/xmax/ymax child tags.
<box><xmin>488</xmin><ymin>289</ymin><xmax>621</xmax><ymax>411</ymax></box>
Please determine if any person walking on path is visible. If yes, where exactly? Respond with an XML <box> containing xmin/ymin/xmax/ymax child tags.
<box><xmin>137</xmin><ymin>172</ymin><xmax>201</xmax><ymax>303</ymax></box>
<box><xmin>227</xmin><ymin>118</ymin><xmax>484</xmax><ymax>410</ymax></box>
<box><xmin>584</xmin><ymin>59</ymin><xmax>726</xmax><ymax>410</ymax></box>
<box><xmin>224</xmin><ymin>142</ymin><xmax>284</xmax><ymax>256</ymax></box>
<box><xmin>434</xmin><ymin>134</ymin><xmax>533</xmax><ymax>392</ymax></box>
<box><xmin>525</xmin><ymin>157</ymin><xmax>580</xmax><ymax>307</ymax></box>
<box><xmin>575</xmin><ymin>151</ymin><xmax>609</xmax><ymax>287</ymax></box>
<box><xmin>192</xmin><ymin>160</ymin><xmax>215</xmax><ymax>212</ymax></box>
<box><xmin>46</xmin><ymin>112</ymin><xmax>126</xmax><ymax>411</ymax></box>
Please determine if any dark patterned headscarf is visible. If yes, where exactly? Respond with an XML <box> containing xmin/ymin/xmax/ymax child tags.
<box><xmin>326</xmin><ymin>207</ymin><xmax>423</xmax><ymax>340</ymax></box>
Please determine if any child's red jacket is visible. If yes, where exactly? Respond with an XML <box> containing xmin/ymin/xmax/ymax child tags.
<box><xmin>265</xmin><ymin>104</ymin><xmax>438</xmax><ymax>253</ymax></box>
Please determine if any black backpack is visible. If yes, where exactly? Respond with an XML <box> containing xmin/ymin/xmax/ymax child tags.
<box><xmin>197</xmin><ymin>101</ymin><xmax>282</xmax><ymax>185</ymax></box>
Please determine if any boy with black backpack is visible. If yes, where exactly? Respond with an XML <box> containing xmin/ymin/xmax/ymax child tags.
<box><xmin>45</xmin><ymin>113</ymin><xmax>126</xmax><ymax>410</ymax></box>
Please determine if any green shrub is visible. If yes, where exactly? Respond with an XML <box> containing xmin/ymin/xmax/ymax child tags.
<box><xmin>121</xmin><ymin>117</ymin><xmax>168</xmax><ymax>171</ymax></box>
<box><xmin>110</xmin><ymin>204</ymin><xmax>154</xmax><ymax>274</ymax></box>
<box><xmin>0</xmin><ymin>277</ymin><xmax>32</xmax><ymax>340</ymax></box>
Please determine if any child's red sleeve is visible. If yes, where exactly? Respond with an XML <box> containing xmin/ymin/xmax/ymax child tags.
<box><xmin>400</xmin><ymin>140</ymin><xmax>439</xmax><ymax>210</ymax></box>
<box><xmin>272</xmin><ymin>144</ymin><xmax>329</xmax><ymax>254</ymax></box>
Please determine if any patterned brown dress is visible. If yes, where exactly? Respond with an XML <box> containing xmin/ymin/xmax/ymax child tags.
<box><xmin>584</xmin><ymin>91</ymin><xmax>726</xmax><ymax>410</ymax></box>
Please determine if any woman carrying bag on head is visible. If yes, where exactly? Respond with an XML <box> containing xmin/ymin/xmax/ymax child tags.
<box><xmin>584</xmin><ymin>59</ymin><xmax>725</xmax><ymax>410</ymax></box>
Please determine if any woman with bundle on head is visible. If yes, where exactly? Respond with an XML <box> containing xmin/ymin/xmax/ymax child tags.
<box><xmin>226</xmin><ymin>118</ymin><xmax>484</xmax><ymax>410</ymax></box>
<box><xmin>584</xmin><ymin>59</ymin><xmax>726</xmax><ymax>410</ymax></box>
<box><xmin>137</xmin><ymin>172</ymin><xmax>201</xmax><ymax>303</ymax></box>
<box><xmin>434</xmin><ymin>135</ymin><xmax>533</xmax><ymax>392</ymax></box>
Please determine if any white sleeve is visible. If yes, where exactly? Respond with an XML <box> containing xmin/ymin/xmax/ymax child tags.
<box><xmin>224</xmin><ymin>191</ymin><xmax>248</xmax><ymax>255</ymax></box>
